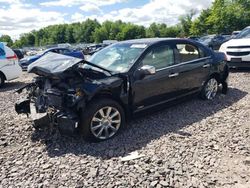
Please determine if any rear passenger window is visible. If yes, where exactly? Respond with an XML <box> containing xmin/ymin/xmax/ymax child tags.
<box><xmin>142</xmin><ymin>45</ymin><xmax>174</xmax><ymax>70</ymax></box>
<box><xmin>176</xmin><ymin>44</ymin><xmax>199</xmax><ymax>63</ymax></box>
<box><xmin>0</xmin><ymin>48</ymin><xmax>5</xmax><ymax>56</ymax></box>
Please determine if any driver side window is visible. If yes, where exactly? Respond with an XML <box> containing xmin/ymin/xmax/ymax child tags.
<box><xmin>142</xmin><ymin>45</ymin><xmax>174</xmax><ymax>70</ymax></box>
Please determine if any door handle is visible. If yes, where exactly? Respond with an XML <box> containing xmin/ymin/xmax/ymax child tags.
<box><xmin>168</xmin><ymin>73</ymin><xmax>179</xmax><ymax>78</ymax></box>
<box><xmin>203</xmin><ymin>64</ymin><xmax>210</xmax><ymax>68</ymax></box>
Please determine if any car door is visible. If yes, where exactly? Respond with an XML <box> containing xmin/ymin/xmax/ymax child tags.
<box><xmin>0</xmin><ymin>44</ymin><xmax>6</xmax><ymax>67</ymax></box>
<box><xmin>0</xmin><ymin>44</ymin><xmax>12</xmax><ymax>69</ymax></box>
<box><xmin>173</xmin><ymin>42</ymin><xmax>212</xmax><ymax>94</ymax></box>
<box><xmin>131</xmin><ymin>43</ymin><xmax>181</xmax><ymax>112</ymax></box>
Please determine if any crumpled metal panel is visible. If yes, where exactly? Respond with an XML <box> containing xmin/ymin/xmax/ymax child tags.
<box><xmin>27</xmin><ymin>52</ymin><xmax>82</xmax><ymax>75</ymax></box>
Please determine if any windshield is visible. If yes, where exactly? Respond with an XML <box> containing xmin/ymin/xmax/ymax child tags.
<box><xmin>236</xmin><ymin>27</ymin><xmax>250</xmax><ymax>39</ymax></box>
<box><xmin>88</xmin><ymin>43</ymin><xmax>147</xmax><ymax>73</ymax></box>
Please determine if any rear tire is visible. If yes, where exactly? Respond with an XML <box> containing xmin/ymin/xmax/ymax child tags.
<box><xmin>0</xmin><ymin>74</ymin><xmax>5</xmax><ymax>87</ymax></box>
<box><xmin>79</xmin><ymin>98</ymin><xmax>125</xmax><ymax>142</ymax></box>
<box><xmin>200</xmin><ymin>77</ymin><xmax>218</xmax><ymax>100</ymax></box>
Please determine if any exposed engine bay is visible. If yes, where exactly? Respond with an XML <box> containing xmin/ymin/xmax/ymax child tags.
<box><xmin>15</xmin><ymin>52</ymin><xmax>123</xmax><ymax>134</ymax></box>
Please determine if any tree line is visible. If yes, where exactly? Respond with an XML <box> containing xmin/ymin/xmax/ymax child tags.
<box><xmin>1</xmin><ymin>0</ymin><xmax>250</xmax><ymax>48</ymax></box>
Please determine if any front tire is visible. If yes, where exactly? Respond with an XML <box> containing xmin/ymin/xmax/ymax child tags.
<box><xmin>200</xmin><ymin>77</ymin><xmax>218</xmax><ymax>100</ymax></box>
<box><xmin>0</xmin><ymin>74</ymin><xmax>5</xmax><ymax>87</ymax></box>
<box><xmin>79</xmin><ymin>99</ymin><xmax>125</xmax><ymax>142</ymax></box>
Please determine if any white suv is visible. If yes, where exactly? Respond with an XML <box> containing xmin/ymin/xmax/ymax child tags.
<box><xmin>219</xmin><ymin>26</ymin><xmax>250</xmax><ymax>68</ymax></box>
<box><xmin>0</xmin><ymin>42</ymin><xmax>22</xmax><ymax>87</ymax></box>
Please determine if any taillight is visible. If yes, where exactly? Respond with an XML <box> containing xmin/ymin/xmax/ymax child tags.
<box><xmin>6</xmin><ymin>54</ymin><xmax>18</xmax><ymax>60</ymax></box>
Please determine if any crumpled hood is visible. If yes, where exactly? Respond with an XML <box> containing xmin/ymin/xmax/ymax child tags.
<box><xmin>27</xmin><ymin>52</ymin><xmax>83</xmax><ymax>76</ymax></box>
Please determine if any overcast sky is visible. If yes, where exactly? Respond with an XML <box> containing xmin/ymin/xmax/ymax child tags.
<box><xmin>0</xmin><ymin>0</ymin><xmax>213</xmax><ymax>39</ymax></box>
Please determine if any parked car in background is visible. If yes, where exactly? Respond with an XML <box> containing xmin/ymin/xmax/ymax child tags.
<box><xmin>19</xmin><ymin>47</ymin><xmax>84</xmax><ymax>70</ymax></box>
<box><xmin>0</xmin><ymin>43</ymin><xmax>22</xmax><ymax>87</ymax></box>
<box><xmin>26</xmin><ymin>50</ymin><xmax>39</xmax><ymax>56</ymax></box>
<box><xmin>83</xmin><ymin>44</ymin><xmax>109</xmax><ymax>55</ymax></box>
<box><xmin>15</xmin><ymin>38</ymin><xmax>229</xmax><ymax>142</ymax></box>
<box><xmin>199</xmin><ymin>35</ymin><xmax>230</xmax><ymax>50</ymax></box>
<box><xmin>188</xmin><ymin>36</ymin><xmax>200</xmax><ymax>41</ymax></box>
<box><xmin>231</xmin><ymin>31</ymin><xmax>241</xmax><ymax>38</ymax></box>
<box><xmin>219</xmin><ymin>26</ymin><xmax>250</xmax><ymax>68</ymax></box>
<box><xmin>103</xmin><ymin>40</ymin><xmax>118</xmax><ymax>45</ymax></box>
<box><xmin>13</xmin><ymin>49</ymin><xmax>24</xmax><ymax>60</ymax></box>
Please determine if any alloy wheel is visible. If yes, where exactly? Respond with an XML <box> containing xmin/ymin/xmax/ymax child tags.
<box><xmin>90</xmin><ymin>106</ymin><xmax>121</xmax><ymax>140</ymax></box>
<box><xmin>205</xmin><ymin>78</ymin><xmax>218</xmax><ymax>100</ymax></box>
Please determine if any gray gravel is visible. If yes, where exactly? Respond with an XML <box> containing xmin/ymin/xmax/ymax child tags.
<box><xmin>0</xmin><ymin>71</ymin><xmax>250</xmax><ymax>188</ymax></box>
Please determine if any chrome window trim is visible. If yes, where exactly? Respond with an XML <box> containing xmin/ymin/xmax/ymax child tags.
<box><xmin>156</xmin><ymin>56</ymin><xmax>211</xmax><ymax>72</ymax></box>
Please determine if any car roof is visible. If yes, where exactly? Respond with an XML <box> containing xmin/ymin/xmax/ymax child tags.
<box><xmin>120</xmin><ymin>38</ymin><xmax>178</xmax><ymax>45</ymax></box>
<box><xmin>46</xmin><ymin>47</ymin><xmax>69</xmax><ymax>51</ymax></box>
<box><xmin>44</xmin><ymin>47</ymin><xmax>69</xmax><ymax>53</ymax></box>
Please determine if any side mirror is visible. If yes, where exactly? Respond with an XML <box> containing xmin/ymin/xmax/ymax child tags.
<box><xmin>135</xmin><ymin>65</ymin><xmax>156</xmax><ymax>80</ymax></box>
<box><xmin>141</xmin><ymin>65</ymin><xmax>156</xmax><ymax>75</ymax></box>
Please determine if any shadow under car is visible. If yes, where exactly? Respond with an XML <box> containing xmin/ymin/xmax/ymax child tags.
<box><xmin>30</xmin><ymin>87</ymin><xmax>248</xmax><ymax>159</ymax></box>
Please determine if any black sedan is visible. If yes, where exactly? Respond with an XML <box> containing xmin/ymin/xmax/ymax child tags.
<box><xmin>15</xmin><ymin>38</ymin><xmax>229</xmax><ymax>142</ymax></box>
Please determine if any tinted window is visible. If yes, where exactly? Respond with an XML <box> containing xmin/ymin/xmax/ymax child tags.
<box><xmin>58</xmin><ymin>49</ymin><xmax>70</xmax><ymax>54</ymax></box>
<box><xmin>236</xmin><ymin>27</ymin><xmax>250</xmax><ymax>39</ymax></box>
<box><xmin>49</xmin><ymin>49</ymin><xmax>59</xmax><ymax>53</ymax></box>
<box><xmin>54</xmin><ymin>49</ymin><xmax>60</xmax><ymax>53</ymax></box>
<box><xmin>0</xmin><ymin>48</ymin><xmax>5</xmax><ymax>56</ymax></box>
<box><xmin>198</xmin><ymin>47</ymin><xmax>207</xmax><ymax>58</ymax></box>
<box><xmin>175</xmin><ymin>44</ymin><xmax>199</xmax><ymax>63</ymax></box>
<box><xmin>142</xmin><ymin>45</ymin><xmax>174</xmax><ymax>70</ymax></box>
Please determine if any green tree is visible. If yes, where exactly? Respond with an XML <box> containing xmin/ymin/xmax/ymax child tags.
<box><xmin>121</xmin><ymin>24</ymin><xmax>146</xmax><ymax>40</ymax></box>
<box><xmin>190</xmin><ymin>9</ymin><xmax>212</xmax><ymax>35</ymax></box>
<box><xmin>146</xmin><ymin>23</ymin><xmax>161</xmax><ymax>37</ymax></box>
<box><xmin>65</xmin><ymin>24</ymin><xmax>76</xmax><ymax>44</ymax></box>
<box><xmin>164</xmin><ymin>26</ymin><xmax>182</xmax><ymax>37</ymax></box>
<box><xmin>73</xmin><ymin>19</ymin><xmax>100</xmax><ymax>43</ymax></box>
<box><xmin>191</xmin><ymin>0</ymin><xmax>250</xmax><ymax>35</ymax></box>
<box><xmin>0</xmin><ymin>35</ymin><xmax>13</xmax><ymax>46</ymax></box>
<box><xmin>179</xmin><ymin>9</ymin><xmax>197</xmax><ymax>36</ymax></box>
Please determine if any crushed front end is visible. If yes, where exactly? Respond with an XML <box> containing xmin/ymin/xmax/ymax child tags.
<box><xmin>15</xmin><ymin>52</ymin><xmax>120</xmax><ymax>136</ymax></box>
<box><xmin>15</xmin><ymin>76</ymin><xmax>85</xmax><ymax>134</ymax></box>
<box><xmin>15</xmin><ymin>53</ymin><xmax>89</xmax><ymax>134</ymax></box>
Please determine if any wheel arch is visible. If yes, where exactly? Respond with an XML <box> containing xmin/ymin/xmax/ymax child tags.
<box><xmin>92</xmin><ymin>91</ymin><xmax>127</xmax><ymax>114</ymax></box>
<box><xmin>0</xmin><ymin>71</ymin><xmax>7</xmax><ymax>80</ymax></box>
<box><xmin>85</xmin><ymin>91</ymin><xmax>130</xmax><ymax>121</ymax></box>
<box><xmin>209</xmin><ymin>68</ymin><xmax>227</xmax><ymax>83</ymax></box>
<box><xmin>209</xmin><ymin>72</ymin><xmax>220</xmax><ymax>82</ymax></box>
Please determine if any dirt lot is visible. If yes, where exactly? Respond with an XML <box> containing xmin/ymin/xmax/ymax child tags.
<box><xmin>0</xmin><ymin>71</ymin><xmax>249</xmax><ymax>188</ymax></box>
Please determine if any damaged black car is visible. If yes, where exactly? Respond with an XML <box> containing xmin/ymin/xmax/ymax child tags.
<box><xmin>15</xmin><ymin>38</ymin><xmax>229</xmax><ymax>142</ymax></box>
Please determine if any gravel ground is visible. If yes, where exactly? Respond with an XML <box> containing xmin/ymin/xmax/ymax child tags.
<box><xmin>0</xmin><ymin>71</ymin><xmax>249</xmax><ymax>188</ymax></box>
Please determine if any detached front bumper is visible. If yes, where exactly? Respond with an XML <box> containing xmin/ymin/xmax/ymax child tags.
<box><xmin>15</xmin><ymin>99</ymin><xmax>79</xmax><ymax>134</ymax></box>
